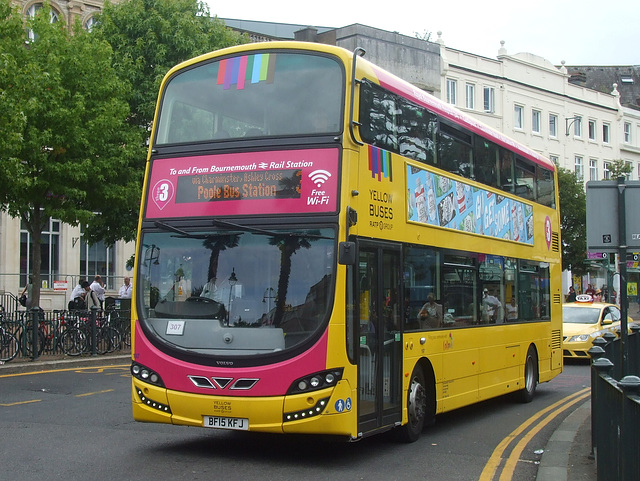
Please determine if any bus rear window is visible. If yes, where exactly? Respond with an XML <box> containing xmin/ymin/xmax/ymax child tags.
<box><xmin>155</xmin><ymin>51</ymin><xmax>344</xmax><ymax>144</ymax></box>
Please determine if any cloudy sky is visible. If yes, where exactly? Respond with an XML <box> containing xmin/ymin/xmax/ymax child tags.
<box><xmin>206</xmin><ymin>0</ymin><xmax>639</xmax><ymax>66</ymax></box>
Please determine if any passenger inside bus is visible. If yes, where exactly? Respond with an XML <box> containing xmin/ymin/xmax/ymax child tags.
<box><xmin>418</xmin><ymin>293</ymin><xmax>443</xmax><ymax>329</ymax></box>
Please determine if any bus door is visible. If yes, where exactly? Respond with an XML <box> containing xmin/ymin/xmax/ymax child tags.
<box><xmin>357</xmin><ymin>243</ymin><xmax>403</xmax><ymax>434</ymax></box>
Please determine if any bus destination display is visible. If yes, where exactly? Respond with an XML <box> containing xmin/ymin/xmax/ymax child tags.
<box><xmin>145</xmin><ymin>148</ymin><xmax>339</xmax><ymax>219</ymax></box>
<box><xmin>176</xmin><ymin>169</ymin><xmax>301</xmax><ymax>204</ymax></box>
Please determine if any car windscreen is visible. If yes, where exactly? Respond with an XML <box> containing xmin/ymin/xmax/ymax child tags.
<box><xmin>562</xmin><ymin>306</ymin><xmax>600</xmax><ymax>324</ymax></box>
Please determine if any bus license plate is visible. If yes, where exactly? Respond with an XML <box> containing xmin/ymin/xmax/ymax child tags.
<box><xmin>203</xmin><ymin>416</ymin><xmax>249</xmax><ymax>431</ymax></box>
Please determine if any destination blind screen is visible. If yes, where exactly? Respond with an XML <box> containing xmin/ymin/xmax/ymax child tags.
<box><xmin>175</xmin><ymin>169</ymin><xmax>301</xmax><ymax>204</ymax></box>
<box><xmin>145</xmin><ymin>148</ymin><xmax>339</xmax><ymax>219</ymax></box>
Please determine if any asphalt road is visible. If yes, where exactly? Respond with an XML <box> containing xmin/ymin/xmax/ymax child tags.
<box><xmin>0</xmin><ymin>361</ymin><xmax>591</xmax><ymax>481</ymax></box>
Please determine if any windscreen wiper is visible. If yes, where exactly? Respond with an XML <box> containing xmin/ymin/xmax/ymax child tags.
<box><xmin>211</xmin><ymin>219</ymin><xmax>332</xmax><ymax>239</ymax></box>
<box><xmin>153</xmin><ymin>221</ymin><xmax>218</xmax><ymax>240</ymax></box>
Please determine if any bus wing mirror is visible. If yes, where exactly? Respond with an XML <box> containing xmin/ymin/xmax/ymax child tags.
<box><xmin>339</xmin><ymin>241</ymin><xmax>357</xmax><ymax>265</ymax></box>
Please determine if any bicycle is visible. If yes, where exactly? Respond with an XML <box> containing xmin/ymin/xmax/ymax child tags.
<box><xmin>62</xmin><ymin>310</ymin><xmax>121</xmax><ymax>355</ymax></box>
<box><xmin>0</xmin><ymin>306</ymin><xmax>19</xmax><ymax>363</ymax></box>
<box><xmin>106</xmin><ymin>308</ymin><xmax>131</xmax><ymax>349</ymax></box>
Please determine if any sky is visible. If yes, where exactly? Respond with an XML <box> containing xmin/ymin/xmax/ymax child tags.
<box><xmin>206</xmin><ymin>0</ymin><xmax>639</xmax><ymax>66</ymax></box>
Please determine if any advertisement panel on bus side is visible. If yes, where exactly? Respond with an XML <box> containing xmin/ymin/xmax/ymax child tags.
<box><xmin>407</xmin><ymin>165</ymin><xmax>535</xmax><ymax>245</ymax></box>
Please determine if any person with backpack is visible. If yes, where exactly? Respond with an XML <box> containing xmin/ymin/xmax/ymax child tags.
<box><xmin>68</xmin><ymin>280</ymin><xmax>89</xmax><ymax>310</ymax></box>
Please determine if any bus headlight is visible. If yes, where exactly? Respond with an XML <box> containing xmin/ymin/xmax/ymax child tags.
<box><xmin>287</xmin><ymin>368</ymin><xmax>343</xmax><ymax>394</ymax></box>
<box><xmin>131</xmin><ymin>361</ymin><xmax>165</xmax><ymax>387</ymax></box>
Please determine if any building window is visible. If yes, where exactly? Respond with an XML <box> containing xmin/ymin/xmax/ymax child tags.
<box><xmin>625</xmin><ymin>162</ymin><xmax>632</xmax><ymax>179</ymax></box>
<box><xmin>603</xmin><ymin>123</ymin><xmax>610</xmax><ymax>144</ymax></box>
<box><xmin>27</xmin><ymin>3</ymin><xmax>59</xmax><ymax>41</ymax></box>
<box><xmin>549</xmin><ymin>154</ymin><xmax>559</xmax><ymax>165</ymax></box>
<box><xmin>603</xmin><ymin>161</ymin><xmax>611</xmax><ymax>180</ymax></box>
<box><xmin>483</xmin><ymin>87</ymin><xmax>495</xmax><ymax>113</ymax></box>
<box><xmin>588</xmin><ymin>120</ymin><xmax>596</xmax><ymax>141</ymax></box>
<box><xmin>589</xmin><ymin>159</ymin><xmax>599</xmax><ymax>180</ymax></box>
<box><xmin>20</xmin><ymin>217</ymin><xmax>60</xmax><ymax>288</ymax></box>
<box><xmin>446</xmin><ymin>79</ymin><xmax>457</xmax><ymax>105</ymax></box>
<box><xmin>514</xmin><ymin>105</ymin><xmax>524</xmax><ymax>130</ymax></box>
<box><xmin>465</xmin><ymin>83</ymin><xmax>475</xmax><ymax>110</ymax></box>
<box><xmin>574</xmin><ymin>156</ymin><xmax>583</xmax><ymax>180</ymax></box>
<box><xmin>84</xmin><ymin>16</ymin><xmax>98</xmax><ymax>31</ymax></box>
<box><xmin>573</xmin><ymin>116</ymin><xmax>582</xmax><ymax>137</ymax></box>
<box><xmin>624</xmin><ymin>122</ymin><xmax>632</xmax><ymax>143</ymax></box>
<box><xmin>532</xmin><ymin>110</ymin><xmax>541</xmax><ymax>134</ymax></box>
<box><xmin>80</xmin><ymin>227</ymin><xmax>116</xmax><ymax>289</ymax></box>
<box><xmin>549</xmin><ymin>114</ymin><xmax>558</xmax><ymax>138</ymax></box>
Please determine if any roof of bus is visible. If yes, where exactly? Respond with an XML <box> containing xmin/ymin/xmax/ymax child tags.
<box><xmin>169</xmin><ymin>41</ymin><xmax>555</xmax><ymax>172</ymax></box>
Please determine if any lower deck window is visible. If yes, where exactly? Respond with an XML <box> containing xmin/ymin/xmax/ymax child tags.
<box><xmin>404</xmin><ymin>245</ymin><xmax>550</xmax><ymax>330</ymax></box>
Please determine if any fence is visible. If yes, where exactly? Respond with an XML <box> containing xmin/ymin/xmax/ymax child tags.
<box><xmin>0</xmin><ymin>304</ymin><xmax>130</xmax><ymax>363</ymax></box>
<box><xmin>590</xmin><ymin>325</ymin><xmax>640</xmax><ymax>481</ymax></box>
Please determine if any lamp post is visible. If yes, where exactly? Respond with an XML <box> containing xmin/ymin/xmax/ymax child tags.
<box><xmin>263</xmin><ymin>287</ymin><xmax>277</xmax><ymax>312</ymax></box>
<box><xmin>227</xmin><ymin>268</ymin><xmax>237</xmax><ymax>325</ymax></box>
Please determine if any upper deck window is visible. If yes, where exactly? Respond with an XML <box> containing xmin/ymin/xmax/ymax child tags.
<box><xmin>155</xmin><ymin>51</ymin><xmax>344</xmax><ymax>145</ymax></box>
<box><xmin>359</xmin><ymin>81</ymin><xmax>556</xmax><ymax>208</ymax></box>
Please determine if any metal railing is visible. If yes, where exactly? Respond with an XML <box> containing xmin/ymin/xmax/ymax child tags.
<box><xmin>0</xmin><ymin>304</ymin><xmax>130</xmax><ymax>363</ymax></box>
<box><xmin>590</xmin><ymin>326</ymin><xmax>640</xmax><ymax>481</ymax></box>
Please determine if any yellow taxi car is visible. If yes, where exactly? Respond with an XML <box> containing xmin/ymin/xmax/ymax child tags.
<box><xmin>562</xmin><ymin>294</ymin><xmax>635</xmax><ymax>359</ymax></box>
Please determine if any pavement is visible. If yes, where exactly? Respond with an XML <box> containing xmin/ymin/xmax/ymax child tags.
<box><xmin>1</xmin><ymin>354</ymin><xmax>596</xmax><ymax>481</ymax></box>
<box><xmin>537</xmin><ymin>400</ymin><xmax>595</xmax><ymax>481</ymax></box>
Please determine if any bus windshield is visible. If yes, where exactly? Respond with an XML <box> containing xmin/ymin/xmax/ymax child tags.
<box><xmin>155</xmin><ymin>51</ymin><xmax>344</xmax><ymax>144</ymax></box>
<box><xmin>138</xmin><ymin>227</ymin><xmax>335</xmax><ymax>358</ymax></box>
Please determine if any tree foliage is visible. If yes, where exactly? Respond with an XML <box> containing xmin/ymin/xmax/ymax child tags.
<box><xmin>0</xmin><ymin>1</ymin><xmax>141</xmax><ymax>305</ymax></box>
<box><xmin>86</xmin><ymin>0</ymin><xmax>248</xmax><ymax>244</ymax></box>
<box><xmin>94</xmin><ymin>0</ymin><xmax>248</xmax><ymax>132</ymax></box>
<box><xmin>557</xmin><ymin>167</ymin><xmax>587</xmax><ymax>274</ymax></box>
<box><xmin>607</xmin><ymin>159</ymin><xmax>633</xmax><ymax>179</ymax></box>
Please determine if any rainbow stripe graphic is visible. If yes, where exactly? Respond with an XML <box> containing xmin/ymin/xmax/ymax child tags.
<box><xmin>216</xmin><ymin>53</ymin><xmax>276</xmax><ymax>90</ymax></box>
<box><xmin>368</xmin><ymin>145</ymin><xmax>393</xmax><ymax>181</ymax></box>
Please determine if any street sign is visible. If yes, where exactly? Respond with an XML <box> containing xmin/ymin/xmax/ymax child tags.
<box><xmin>586</xmin><ymin>180</ymin><xmax>640</xmax><ymax>251</ymax></box>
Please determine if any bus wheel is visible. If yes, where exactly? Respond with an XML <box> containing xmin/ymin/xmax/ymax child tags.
<box><xmin>396</xmin><ymin>367</ymin><xmax>427</xmax><ymax>443</ymax></box>
<box><xmin>518</xmin><ymin>345</ymin><xmax>538</xmax><ymax>403</ymax></box>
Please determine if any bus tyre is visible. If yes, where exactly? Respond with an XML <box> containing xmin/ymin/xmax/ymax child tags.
<box><xmin>518</xmin><ymin>346</ymin><xmax>538</xmax><ymax>403</ymax></box>
<box><xmin>397</xmin><ymin>367</ymin><xmax>427</xmax><ymax>443</ymax></box>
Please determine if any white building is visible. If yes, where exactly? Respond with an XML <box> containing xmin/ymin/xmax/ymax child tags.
<box><xmin>437</xmin><ymin>35</ymin><xmax>640</xmax><ymax>183</ymax></box>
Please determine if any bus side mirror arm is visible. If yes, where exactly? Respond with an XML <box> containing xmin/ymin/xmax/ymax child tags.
<box><xmin>349</xmin><ymin>47</ymin><xmax>366</xmax><ymax>147</ymax></box>
<box><xmin>339</xmin><ymin>206</ymin><xmax>358</xmax><ymax>265</ymax></box>
<box><xmin>339</xmin><ymin>241</ymin><xmax>356</xmax><ymax>265</ymax></box>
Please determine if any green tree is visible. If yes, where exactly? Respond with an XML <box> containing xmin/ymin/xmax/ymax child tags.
<box><xmin>94</xmin><ymin>0</ymin><xmax>247</xmax><ymax>133</ymax></box>
<box><xmin>88</xmin><ymin>0</ymin><xmax>248</xmax><ymax>245</ymax></box>
<box><xmin>607</xmin><ymin>159</ymin><xmax>632</xmax><ymax>179</ymax></box>
<box><xmin>557</xmin><ymin>167</ymin><xmax>587</xmax><ymax>275</ymax></box>
<box><xmin>0</xmin><ymin>2</ymin><xmax>141</xmax><ymax>307</ymax></box>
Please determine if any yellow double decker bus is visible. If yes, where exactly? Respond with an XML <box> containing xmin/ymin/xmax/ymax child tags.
<box><xmin>131</xmin><ymin>41</ymin><xmax>562</xmax><ymax>442</ymax></box>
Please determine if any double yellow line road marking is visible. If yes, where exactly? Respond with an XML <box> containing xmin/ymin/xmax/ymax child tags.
<box><xmin>479</xmin><ymin>387</ymin><xmax>590</xmax><ymax>481</ymax></box>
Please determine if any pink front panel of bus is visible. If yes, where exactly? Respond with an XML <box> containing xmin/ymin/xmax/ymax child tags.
<box><xmin>133</xmin><ymin>323</ymin><xmax>330</xmax><ymax>396</ymax></box>
<box><xmin>145</xmin><ymin>148</ymin><xmax>340</xmax><ymax>219</ymax></box>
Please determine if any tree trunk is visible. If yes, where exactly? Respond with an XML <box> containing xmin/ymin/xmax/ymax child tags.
<box><xmin>25</xmin><ymin>209</ymin><xmax>44</xmax><ymax>310</ymax></box>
